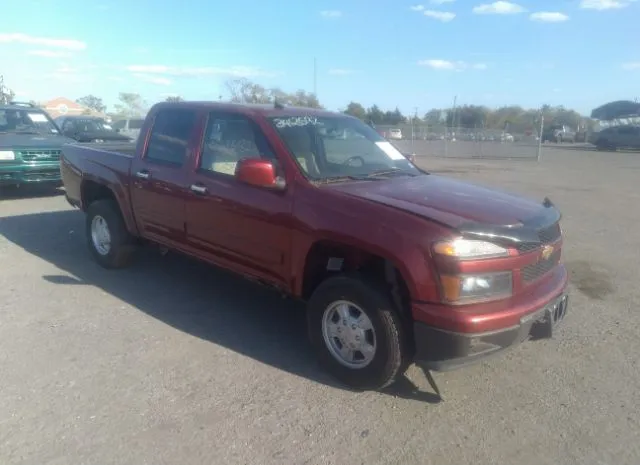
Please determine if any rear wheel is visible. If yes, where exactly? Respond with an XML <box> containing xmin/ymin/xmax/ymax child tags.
<box><xmin>307</xmin><ymin>274</ymin><xmax>409</xmax><ymax>390</ymax></box>
<box><xmin>86</xmin><ymin>199</ymin><xmax>136</xmax><ymax>269</ymax></box>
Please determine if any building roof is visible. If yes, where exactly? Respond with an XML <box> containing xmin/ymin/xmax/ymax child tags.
<box><xmin>41</xmin><ymin>97</ymin><xmax>107</xmax><ymax>119</ymax></box>
<box><xmin>591</xmin><ymin>100</ymin><xmax>640</xmax><ymax>120</ymax></box>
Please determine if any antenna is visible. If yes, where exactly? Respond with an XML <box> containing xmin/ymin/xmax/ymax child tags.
<box><xmin>313</xmin><ymin>57</ymin><xmax>317</xmax><ymax>97</ymax></box>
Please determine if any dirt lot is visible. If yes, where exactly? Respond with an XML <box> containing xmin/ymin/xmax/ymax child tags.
<box><xmin>1</xmin><ymin>147</ymin><xmax>639</xmax><ymax>465</ymax></box>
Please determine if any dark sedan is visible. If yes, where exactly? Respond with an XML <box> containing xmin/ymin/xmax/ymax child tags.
<box><xmin>54</xmin><ymin>116</ymin><xmax>133</xmax><ymax>143</ymax></box>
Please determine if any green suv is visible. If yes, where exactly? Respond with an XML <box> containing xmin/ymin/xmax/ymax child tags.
<box><xmin>0</xmin><ymin>102</ymin><xmax>75</xmax><ymax>188</ymax></box>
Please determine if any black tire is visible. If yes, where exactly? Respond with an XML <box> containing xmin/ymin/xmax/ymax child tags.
<box><xmin>307</xmin><ymin>273</ymin><xmax>409</xmax><ymax>391</ymax></box>
<box><xmin>85</xmin><ymin>199</ymin><xmax>136</xmax><ymax>269</ymax></box>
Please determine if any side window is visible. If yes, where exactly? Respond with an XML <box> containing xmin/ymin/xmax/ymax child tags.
<box><xmin>112</xmin><ymin>120</ymin><xmax>126</xmax><ymax>130</ymax></box>
<box><xmin>129</xmin><ymin>119</ymin><xmax>144</xmax><ymax>130</ymax></box>
<box><xmin>199</xmin><ymin>112</ymin><xmax>275</xmax><ymax>176</ymax></box>
<box><xmin>62</xmin><ymin>120</ymin><xmax>75</xmax><ymax>132</ymax></box>
<box><xmin>145</xmin><ymin>109</ymin><xmax>197</xmax><ymax>166</ymax></box>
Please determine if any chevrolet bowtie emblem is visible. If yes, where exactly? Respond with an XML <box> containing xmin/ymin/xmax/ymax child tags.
<box><xmin>541</xmin><ymin>244</ymin><xmax>554</xmax><ymax>260</ymax></box>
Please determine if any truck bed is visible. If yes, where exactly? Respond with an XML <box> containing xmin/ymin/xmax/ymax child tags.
<box><xmin>75</xmin><ymin>141</ymin><xmax>138</xmax><ymax>157</ymax></box>
<box><xmin>60</xmin><ymin>142</ymin><xmax>137</xmax><ymax>212</ymax></box>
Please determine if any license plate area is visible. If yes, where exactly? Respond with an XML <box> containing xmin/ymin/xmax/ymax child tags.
<box><xmin>530</xmin><ymin>294</ymin><xmax>569</xmax><ymax>339</ymax></box>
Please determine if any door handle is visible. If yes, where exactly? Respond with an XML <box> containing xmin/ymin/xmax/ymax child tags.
<box><xmin>135</xmin><ymin>170</ymin><xmax>150</xmax><ymax>180</ymax></box>
<box><xmin>190</xmin><ymin>184</ymin><xmax>208</xmax><ymax>195</ymax></box>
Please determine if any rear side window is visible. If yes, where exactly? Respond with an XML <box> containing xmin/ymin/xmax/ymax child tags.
<box><xmin>145</xmin><ymin>109</ymin><xmax>197</xmax><ymax>166</ymax></box>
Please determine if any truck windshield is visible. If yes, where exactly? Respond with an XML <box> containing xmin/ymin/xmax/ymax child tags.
<box><xmin>268</xmin><ymin>115</ymin><xmax>421</xmax><ymax>180</ymax></box>
<box><xmin>73</xmin><ymin>119</ymin><xmax>114</xmax><ymax>132</ymax></box>
<box><xmin>0</xmin><ymin>109</ymin><xmax>60</xmax><ymax>135</ymax></box>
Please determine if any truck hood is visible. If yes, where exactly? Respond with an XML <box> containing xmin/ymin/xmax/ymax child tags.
<box><xmin>0</xmin><ymin>133</ymin><xmax>75</xmax><ymax>149</ymax></box>
<box><xmin>325</xmin><ymin>174</ymin><xmax>551</xmax><ymax>230</ymax></box>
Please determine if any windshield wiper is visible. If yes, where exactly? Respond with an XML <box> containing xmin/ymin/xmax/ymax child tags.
<box><xmin>315</xmin><ymin>175</ymin><xmax>383</xmax><ymax>184</ymax></box>
<box><xmin>366</xmin><ymin>168</ymin><xmax>419</xmax><ymax>178</ymax></box>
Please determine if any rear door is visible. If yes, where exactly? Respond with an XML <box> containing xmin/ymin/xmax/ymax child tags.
<box><xmin>129</xmin><ymin>108</ymin><xmax>198</xmax><ymax>247</ymax></box>
<box><xmin>184</xmin><ymin>110</ymin><xmax>293</xmax><ymax>285</ymax></box>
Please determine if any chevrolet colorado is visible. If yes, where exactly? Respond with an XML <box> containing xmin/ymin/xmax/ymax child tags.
<box><xmin>61</xmin><ymin>101</ymin><xmax>569</xmax><ymax>390</ymax></box>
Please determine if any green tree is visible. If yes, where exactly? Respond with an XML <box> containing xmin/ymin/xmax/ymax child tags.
<box><xmin>366</xmin><ymin>104</ymin><xmax>384</xmax><ymax>124</ymax></box>
<box><xmin>343</xmin><ymin>101</ymin><xmax>367</xmax><ymax>120</ymax></box>
<box><xmin>76</xmin><ymin>95</ymin><xmax>106</xmax><ymax>113</ymax></box>
<box><xmin>224</xmin><ymin>78</ymin><xmax>322</xmax><ymax>108</ymax></box>
<box><xmin>165</xmin><ymin>95</ymin><xmax>184</xmax><ymax>102</ymax></box>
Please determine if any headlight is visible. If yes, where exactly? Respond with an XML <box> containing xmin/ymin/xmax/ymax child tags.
<box><xmin>439</xmin><ymin>271</ymin><xmax>513</xmax><ymax>304</ymax></box>
<box><xmin>433</xmin><ymin>238</ymin><xmax>509</xmax><ymax>260</ymax></box>
<box><xmin>0</xmin><ymin>150</ymin><xmax>16</xmax><ymax>161</ymax></box>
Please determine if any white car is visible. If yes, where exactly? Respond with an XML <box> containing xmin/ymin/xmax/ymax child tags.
<box><xmin>388</xmin><ymin>128</ymin><xmax>403</xmax><ymax>140</ymax></box>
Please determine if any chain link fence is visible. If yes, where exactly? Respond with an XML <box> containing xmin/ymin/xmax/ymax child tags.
<box><xmin>377</xmin><ymin>124</ymin><xmax>541</xmax><ymax>160</ymax></box>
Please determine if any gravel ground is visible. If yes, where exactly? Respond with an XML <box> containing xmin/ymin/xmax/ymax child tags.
<box><xmin>1</xmin><ymin>148</ymin><xmax>639</xmax><ymax>465</ymax></box>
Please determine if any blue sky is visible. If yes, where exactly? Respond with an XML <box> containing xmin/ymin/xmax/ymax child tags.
<box><xmin>1</xmin><ymin>0</ymin><xmax>638</xmax><ymax>116</ymax></box>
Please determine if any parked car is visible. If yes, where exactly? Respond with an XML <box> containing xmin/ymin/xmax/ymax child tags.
<box><xmin>387</xmin><ymin>128</ymin><xmax>403</xmax><ymax>140</ymax></box>
<box><xmin>54</xmin><ymin>115</ymin><xmax>133</xmax><ymax>143</ymax></box>
<box><xmin>543</xmin><ymin>124</ymin><xmax>576</xmax><ymax>143</ymax></box>
<box><xmin>591</xmin><ymin>125</ymin><xmax>640</xmax><ymax>151</ymax></box>
<box><xmin>0</xmin><ymin>101</ymin><xmax>74</xmax><ymax>189</ymax></box>
<box><xmin>60</xmin><ymin>101</ymin><xmax>569</xmax><ymax>391</ymax></box>
<box><xmin>110</xmin><ymin>118</ymin><xmax>145</xmax><ymax>141</ymax></box>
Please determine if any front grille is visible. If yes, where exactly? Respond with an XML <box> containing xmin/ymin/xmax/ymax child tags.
<box><xmin>18</xmin><ymin>150</ymin><xmax>61</xmax><ymax>162</ymax></box>
<box><xmin>538</xmin><ymin>222</ymin><xmax>561</xmax><ymax>243</ymax></box>
<box><xmin>515</xmin><ymin>222</ymin><xmax>562</xmax><ymax>253</ymax></box>
<box><xmin>521</xmin><ymin>249</ymin><xmax>561</xmax><ymax>283</ymax></box>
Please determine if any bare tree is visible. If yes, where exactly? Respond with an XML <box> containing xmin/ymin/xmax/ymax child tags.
<box><xmin>0</xmin><ymin>75</ymin><xmax>15</xmax><ymax>105</ymax></box>
<box><xmin>113</xmin><ymin>92</ymin><xmax>147</xmax><ymax>117</ymax></box>
<box><xmin>76</xmin><ymin>95</ymin><xmax>106</xmax><ymax>113</ymax></box>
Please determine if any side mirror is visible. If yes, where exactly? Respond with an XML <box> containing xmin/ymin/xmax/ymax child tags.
<box><xmin>235</xmin><ymin>158</ymin><xmax>286</xmax><ymax>190</ymax></box>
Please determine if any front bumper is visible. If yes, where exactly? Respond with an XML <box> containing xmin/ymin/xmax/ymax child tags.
<box><xmin>0</xmin><ymin>163</ymin><xmax>61</xmax><ymax>186</ymax></box>
<box><xmin>414</xmin><ymin>293</ymin><xmax>569</xmax><ymax>371</ymax></box>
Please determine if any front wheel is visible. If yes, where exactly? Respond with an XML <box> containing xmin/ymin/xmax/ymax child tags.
<box><xmin>307</xmin><ymin>274</ymin><xmax>409</xmax><ymax>390</ymax></box>
<box><xmin>86</xmin><ymin>199</ymin><xmax>136</xmax><ymax>269</ymax></box>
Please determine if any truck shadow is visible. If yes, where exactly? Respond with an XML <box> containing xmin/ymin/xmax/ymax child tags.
<box><xmin>0</xmin><ymin>210</ymin><xmax>440</xmax><ymax>403</ymax></box>
<box><xmin>0</xmin><ymin>185</ymin><xmax>65</xmax><ymax>199</ymax></box>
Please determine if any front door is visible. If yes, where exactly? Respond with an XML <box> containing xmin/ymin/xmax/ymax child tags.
<box><xmin>130</xmin><ymin>108</ymin><xmax>199</xmax><ymax>246</ymax></box>
<box><xmin>184</xmin><ymin>111</ymin><xmax>293</xmax><ymax>285</ymax></box>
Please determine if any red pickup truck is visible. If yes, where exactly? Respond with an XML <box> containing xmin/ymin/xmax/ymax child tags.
<box><xmin>61</xmin><ymin>101</ymin><xmax>569</xmax><ymax>391</ymax></box>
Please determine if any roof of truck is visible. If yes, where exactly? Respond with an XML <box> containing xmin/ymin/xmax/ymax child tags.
<box><xmin>151</xmin><ymin>100</ymin><xmax>347</xmax><ymax>118</ymax></box>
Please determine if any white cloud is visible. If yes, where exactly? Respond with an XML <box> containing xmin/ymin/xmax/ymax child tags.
<box><xmin>320</xmin><ymin>10</ymin><xmax>342</xmax><ymax>18</ymax></box>
<box><xmin>580</xmin><ymin>0</ymin><xmax>637</xmax><ymax>9</ymax></box>
<box><xmin>0</xmin><ymin>33</ymin><xmax>86</xmax><ymax>50</ymax></box>
<box><xmin>418</xmin><ymin>59</ymin><xmax>487</xmax><ymax>71</ymax></box>
<box><xmin>133</xmin><ymin>74</ymin><xmax>172</xmax><ymax>86</ymax></box>
<box><xmin>410</xmin><ymin>4</ymin><xmax>425</xmax><ymax>10</ymax></box>
<box><xmin>530</xmin><ymin>11</ymin><xmax>570</xmax><ymax>22</ymax></box>
<box><xmin>46</xmin><ymin>67</ymin><xmax>88</xmax><ymax>83</ymax></box>
<box><xmin>622</xmin><ymin>62</ymin><xmax>640</xmax><ymax>70</ymax></box>
<box><xmin>423</xmin><ymin>10</ymin><xmax>456</xmax><ymax>21</ymax></box>
<box><xmin>27</xmin><ymin>50</ymin><xmax>71</xmax><ymax>58</ymax></box>
<box><xmin>126</xmin><ymin>64</ymin><xmax>275</xmax><ymax>78</ymax></box>
<box><xmin>328</xmin><ymin>68</ymin><xmax>355</xmax><ymax>75</ymax></box>
<box><xmin>431</xmin><ymin>0</ymin><xmax>455</xmax><ymax>3</ymax></box>
<box><xmin>472</xmin><ymin>1</ymin><xmax>526</xmax><ymax>14</ymax></box>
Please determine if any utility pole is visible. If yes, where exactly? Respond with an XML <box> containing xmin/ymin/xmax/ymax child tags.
<box><xmin>451</xmin><ymin>95</ymin><xmax>457</xmax><ymax>141</ymax></box>
<box><xmin>411</xmin><ymin>106</ymin><xmax>418</xmax><ymax>152</ymax></box>
<box><xmin>313</xmin><ymin>58</ymin><xmax>317</xmax><ymax>97</ymax></box>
